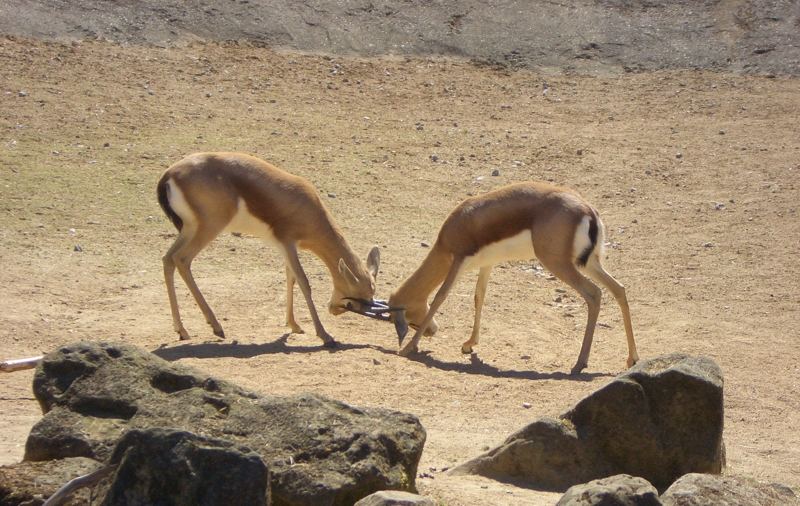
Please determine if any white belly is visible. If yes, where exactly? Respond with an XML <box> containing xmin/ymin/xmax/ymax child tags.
<box><xmin>462</xmin><ymin>229</ymin><xmax>535</xmax><ymax>271</ymax></box>
<box><xmin>225</xmin><ymin>198</ymin><xmax>279</xmax><ymax>245</ymax></box>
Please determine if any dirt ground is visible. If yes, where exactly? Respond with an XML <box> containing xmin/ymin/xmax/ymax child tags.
<box><xmin>1</xmin><ymin>38</ymin><xmax>798</xmax><ymax>504</ymax></box>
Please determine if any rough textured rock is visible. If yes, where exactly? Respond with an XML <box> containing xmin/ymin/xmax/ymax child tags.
<box><xmin>0</xmin><ymin>0</ymin><xmax>798</xmax><ymax>76</ymax></box>
<box><xmin>452</xmin><ymin>354</ymin><xmax>724</xmax><ymax>492</ymax></box>
<box><xmin>557</xmin><ymin>474</ymin><xmax>662</xmax><ymax>506</ymax></box>
<box><xmin>25</xmin><ymin>342</ymin><xmax>426</xmax><ymax>505</ymax></box>
<box><xmin>0</xmin><ymin>457</ymin><xmax>101</xmax><ymax>506</ymax></box>
<box><xmin>660</xmin><ymin>473</ymin><xmax>798</xmax><ymax>506</ymax></box>
<box><xmin>354</xmin><ymin>490</ymin><xmax>435</xmax><ymax>505</ymax></box>
<box><xmin>99</xmin><ymin>428</ymin><xmax>269</xmax><ymax>506</ymax></box>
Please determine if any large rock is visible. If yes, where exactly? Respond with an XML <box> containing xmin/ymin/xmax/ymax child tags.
<box><xmin>452</xmin><ymin>354</ymin><xmax>724</xmax><ymax>492</ymax></box>
<box><xmin>0</xmin><ymin>457</ymin><xmax>101</xmax><ymax>506</ymax></box>
<box><xmin>24</xmin><ymin>342</ymin><xmax>426</xmax><ymax>505</ymax></box>
<box><xmin>557</xmin><ymin>474</ymin><xmax>662</xmax><ymax>506</ymax></box>
<box><xmin>99</xmin><ymin>428</ymin><xmax>269</xmax><ymax>506</ymax></box>
<box><xmin>660</xmin><ymin>473</ymin><xmax>797</xmax><ymax>506</ymax></box>
<box><xmin>354</xmin><ymin>490</ymin><xmax>435</xmax><ymax>506</ymax></box>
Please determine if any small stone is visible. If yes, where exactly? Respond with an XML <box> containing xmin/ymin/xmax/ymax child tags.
<box><xmin>420</xmin><ymin>241</ymin><xmax>430</xmax><ymax>248</ymax></box>
<box><xmin>74</xmin><ymin>245</ymin><xmax>83</xmax><ymax>252</ymax></box>
<box><xmin>430</xmin><ymin>154</ymin><xmax>439</xmax><ymax>162</ymax></box>
<box><xmin>18</xmin><ymin>90</ymin><xmax>28</xmax><ymax>97</ymax></box>
<box><xmin>491</xmin><ymin>169</ymin><xmax>500</xmax><ymax>176</ymax></box>
<box><xmin>103</xmin><ymin>142</ymin><xmax>110</xmax><ymax>148</ymax></box>
<box><xmin>676</xmin><ymin>152</ymin><xmax>683</xmax><ymax>159</ymax></box>
<box><xmin>576</xmin><ymin>149</ymin><xmax>583</xmax><ymax>155</ymax></box>
<box><xmin>522</xmin><ymin>402</ymin><xmax>532</xmax><ymax>409</ymax></box>
<box><xmin>327</xmin><ymin>193</ymin><xmax>336</xmax><ymax>199</ymax></box>
<box><xmin>372</xmin><ymin>359</ymin><xmax>381</xmax><ymax>366</ymax></box>
<box><xmin>703</xmin><ymin>242</ymin><xmax>714</xmax><ymax>248</ymax></box>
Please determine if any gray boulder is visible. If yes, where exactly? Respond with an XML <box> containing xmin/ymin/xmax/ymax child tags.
<box><xmin>98</xmin><ymin>428</ymin><xmax>269</xmax><ymax>506</ymax></box>
<box><xmin>0</xmin><ymin>457</ymin><xmax>101</xmax><ymax>506</ymax></box>
<box><xmin>660</xmin><ymin>473</ymin><xmax>797</xmax><ymax>506</ymax></box>
<box><xmin>354</xmin><ymin>490</ymin><xmax>436</xmax><ymax>505</ymax></box>
<box><xmin>557</xmin><ymin>474</ymin><xmax>662</xmax><ymax>505</ymax></box>
<box><xmin>452</xmin><ymin>354</ymin><xmax>724</xmax><ymax>492</ymax></box>
<box><xmin>24</xmin><ymin>342</ymin><xmax>426</xmax><ymax>505</ymax></box>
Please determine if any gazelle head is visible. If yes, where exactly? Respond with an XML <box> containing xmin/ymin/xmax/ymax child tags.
<box><xmin>387</xmin><ymin>294</ymin><xmax>438</xmax><ymax>346</ymax></box>
<box><xmin>330</xmin><ymin>246</ymin><xmax>384</xmax><ymax>314</ymax></box>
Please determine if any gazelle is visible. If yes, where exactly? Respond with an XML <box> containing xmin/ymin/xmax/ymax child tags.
<box><xmin>157</xmin><ymin>152</ymin><xmax>396</xmax><ymax>344</ymax></box>
<box><xmin>388</xmin><ymin>182</ymin><xmax>639</xmax><ymax>374</ymax></box>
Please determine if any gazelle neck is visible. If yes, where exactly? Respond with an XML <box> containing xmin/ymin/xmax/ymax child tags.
<box><xmin>391</xmin><ymin>244</ymin><xmax>453</xmax><ymax>307</ymax></box>
<box><xmin>304</xmin><ymin>223</ymin><xmax>364</xmax><ymax>285</ymax></box>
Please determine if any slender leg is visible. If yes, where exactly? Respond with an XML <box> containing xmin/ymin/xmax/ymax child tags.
<box><xmin>538</xmin><ymin>254</ymin><xmax>601</xmax><ymax>374</ymax></box>
<box><xmin>283</xmin><ymin>242</ymin><xmax>336</xmax><ymax>347</ymax></box>
<box><xmin>163</xmin><ymin>233</ymin><xmax>191</xmax><ymax>340</ymax></box>
<box><xmin>285</xmin><ymin>264</ymin><xmax>304</xmax><ymax>334</ymax></box>
<box><xmin>173</xmin><ymin>227</ymin><xmax>226</xmax><ymax>339</ymax></box>
<box><xmin>583</xmin><ymin>255</ymin><xmax>639</xmax><ymax>368</ymax></box>
<box><xmin>461</xmin><ymin>266</ymin><xmax>491</xmax><ymax>354</ymax></box>
<box><xmin>399</xmin><ymin>257</ymin><xmax>464</xmax><ymax>357</ymax></box>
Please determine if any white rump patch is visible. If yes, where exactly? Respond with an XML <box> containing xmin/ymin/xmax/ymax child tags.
<box><xmin>166</xmin><ymin>179</ymin><xmax>197</xmax><ymax>231</ymax></box>
<box><xmin>225</xmin><ymin>198</ymin><xmax>279</xmax><ymax>245</ymax></box>
<box><xmin>463</xmin><ymin>229</ymin><xmax>536</xmax><ymax>271</ymax></box>
<box><xmin>572</xmin><ymin>215</ymin><xmax>603</xmax><ymax>263</ymax></box>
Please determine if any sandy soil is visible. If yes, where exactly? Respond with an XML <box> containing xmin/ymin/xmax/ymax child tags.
<box><xmin>1</xmin><ymin>38</ymin><xmax>798</xmax><ymax>504</ymax></box>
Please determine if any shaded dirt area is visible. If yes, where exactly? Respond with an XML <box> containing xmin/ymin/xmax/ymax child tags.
<box><xmin>1</xmin><ymin>38</ymin><xmax>799</xmax><ymax>504</ymax></box>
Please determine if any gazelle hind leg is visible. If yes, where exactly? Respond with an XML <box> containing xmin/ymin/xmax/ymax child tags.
<box><xmin>172</xmin><ymin>223</ymin><xmax>226</xmax><ymax>338</ymax></box>
<box><xmin>285</xmin><ymin>264</ymin><xmax>304</xmax><ymax>334</ymax></box>
<box><xmin>163</xmin><ymin>233</ymin><xmax>191</xmax><ymax>340</ymax></box>
<box><xmin>582</xmin><ymin>254</ymin><xmax>639</xmax><ymax>368</ymax></box>
<box><xmin>462</xmin><ymin>266</ymin><xmax>491</xmax><ymax>354</ymax></box>
<box><xmin>399</xmin><ymin>257</ymin><xmax>464</xmax><ymax>357</ymax></box>
<box><xmin>537</xmin><ymin>253</ymin><xmax>602</xmax><ymax>374</ymax></box>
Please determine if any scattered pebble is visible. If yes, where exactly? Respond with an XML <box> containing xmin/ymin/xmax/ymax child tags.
<box><xmin>18</xmin><ymin>90</ymin><xmax>28</xmax><ymax>97</ymax></box>
<box><xmin>676</xmin><ymin>152</ymin><xmax>683</xmax><ymax>159</ymax></box>
<box><xmin>420</xmin><ymin>241</ymin><xmax>430</xmax><ymax>248</ymax></box>
<box><xmin>703</xmin><ymin>242</ymin><xmax>714</xmax><ymax>248</ymax></box>
<box><xmin>430</xmin><ymin>154</ymin><xmax>439</xmax><ymax>162</ymax></box>
<box><xmin>327</xmin><ymin>192</ymin><xmax>336</xmax><ymax>198</ymax></box>
<box><xmin>491</xmin><ymin>169</ymin><xmax>500</xmax><ymax>176</ymax></box>
<box><xmin>74</xmin><ymin>245</ymin><xmax>83</xmax><ymax>252</ymax></box>
<box><xmin>522</xmin><ymin>402</ymin><xmax>532</xmax><ymax>409</ymax></box>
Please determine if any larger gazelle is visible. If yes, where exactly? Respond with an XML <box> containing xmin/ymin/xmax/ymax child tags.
<box><xmin>157</xmin><ymin>152</ymin><xmax>395</xmax><ymax>344</ymax></box>
<box><xmin>388</xmin><ymin>182</ymin><xmax>639</xmax><ymax>374</ymax></box>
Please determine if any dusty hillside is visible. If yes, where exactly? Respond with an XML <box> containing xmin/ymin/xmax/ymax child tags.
<box><xmin>1</xmin><ymin>0</ymin><xmax>799</xmax><ymax>75</ymax></box>
<box><xmin>1</xmin><ymin>36</ymin><xmax>799</xmax><ymax>504</ymax></box>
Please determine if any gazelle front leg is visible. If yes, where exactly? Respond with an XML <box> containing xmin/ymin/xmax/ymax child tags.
<box><xmin>284</xmin><ymin>264</ymin><xmax>304</xmax><ymax>334</ymax></box>
<box><xmin>399</xmin><ymin>258</ymin><xmax>464</xmax><ymax>357</ymax></box>
<box><xmin>461</xmin><ymin>266</ymin><xmax>491</xmax><ymax>354</ymax></box>
<box><xmin>283</xmin><ymin>242</ymin><xmax>336</xmax><ymax>347</ymax></box>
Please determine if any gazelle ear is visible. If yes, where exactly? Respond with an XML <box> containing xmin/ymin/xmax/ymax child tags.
<box><xmin>338</xmin><ymin>258</ymin><xmax>359</xmax><ymax>285</ymax></box>
<box><xmin>366</xmin><ymin>246</ymin><xmax>380</xmax><ymax>279</ymax></box>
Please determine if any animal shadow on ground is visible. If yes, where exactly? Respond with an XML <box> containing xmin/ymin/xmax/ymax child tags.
<box><xmin>152</xmin><ymin>334</ymin><xmax>611</xmax><ymax>382</ymax></box>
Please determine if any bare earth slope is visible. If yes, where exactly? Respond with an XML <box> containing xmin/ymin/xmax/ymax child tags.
<box><xmin>1</xmin><ymin>0</ymin><xmax>799</xmax><ymax>75</ymax></box>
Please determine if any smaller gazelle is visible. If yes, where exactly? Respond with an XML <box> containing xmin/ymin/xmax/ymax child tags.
<box><xmin>388</xmin><ymin>182</ymin><xmax>639</xmax><ymax>374</ymax></box>
<box><xmin>157</xmin><ymin>152</ymin><xmax>395</xmax><ymax>344</ymax></box>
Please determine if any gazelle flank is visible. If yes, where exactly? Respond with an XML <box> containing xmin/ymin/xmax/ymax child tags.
<box><xmin>388</xmin><ymin>182</ymin><xmax>639</xmax><ymax>374</ymax></box>
<box><xmin>157</xmin><ymin>152</ymin><xmax>388</xmax><ymax>344</ymax></box>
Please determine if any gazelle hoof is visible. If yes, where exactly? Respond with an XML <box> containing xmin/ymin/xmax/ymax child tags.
<box><xmin>322</xmin><ymin>339</ymin><xmax>338</xmax><ymax>349</ymax></box>
<box><xmin>461</xmin><ymin>345</ymin><xmax>473</xmax><ymax>354</ymax></box>
<box><xmin>178</xmin><ymin>333</ymin><xmax>190</xmax><ymax>341</ymax></box>
<box><xmin>570</xmin><ymin>362</ymin><xmax>588</xmax><ymax>375</ymax></box>
<box><xmin>398</xmin><ymin>344</ymin><xmax>418</xmax><ymax>357</ymax></box>
<box><xmin>213</xmin><ymin>328</ymin><xmax>226</xmax><ymax>339</ymax></box>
